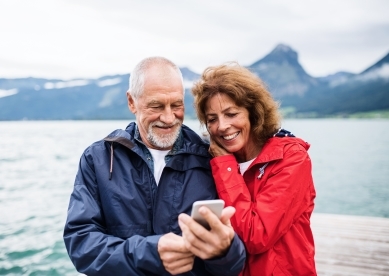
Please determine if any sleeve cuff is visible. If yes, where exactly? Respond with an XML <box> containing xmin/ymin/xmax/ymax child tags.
<box><xmin>204</xmin><ymin>233</ymin><xmax>246</xmax><ymax>275</ymax></box>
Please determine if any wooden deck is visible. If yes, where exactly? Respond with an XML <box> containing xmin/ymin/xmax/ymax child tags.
<box><xmin>311</xmin><ymin>213</ymin><xmax>389</xmax><ymax>275</ymax></box>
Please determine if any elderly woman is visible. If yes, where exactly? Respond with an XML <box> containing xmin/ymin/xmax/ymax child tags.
<box><xmin>191</xmin><ymin>63</ymin><xmax>317</xmax><ymax>276</ymax></box>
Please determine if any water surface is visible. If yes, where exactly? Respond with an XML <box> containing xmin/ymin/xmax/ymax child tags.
<box><xmin>0</xmin><ymin>119</ymin><xmax>388</xmax><ymax>275</ymax></box>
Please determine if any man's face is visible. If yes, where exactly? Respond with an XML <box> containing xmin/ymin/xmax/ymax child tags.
<box><xmin>127</xmin><ymin>66</ymin><xmax>185</xmax><ymax>150</ymax></box>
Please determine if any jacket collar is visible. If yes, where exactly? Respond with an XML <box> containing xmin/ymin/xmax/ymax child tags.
<box><xmin>103</xmin><ymin>122</ymin><xmax>212</xmax><ymax>178</ymax></box>
<box><xmin>254</xmin><ymin>136</ymin><xmax>310</xmax><ymax>164</ymax></box>
<box><xmin>104</xmin><ymin>122</ymin><xmax>210</xmax><ymax>157</ymax></box>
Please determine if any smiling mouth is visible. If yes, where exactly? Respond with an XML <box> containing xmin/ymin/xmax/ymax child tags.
<box><xmin>222</xmin><ymin>132</ymin><xmax>240</xmax><ymax>141</ymax></box>
<box><xmin>154</xmin><ymin>123</ymin><xmax>176</xmax><ymax>129</ymax></box>
<box><xmin>156</xmin><ymin>125</ymin><xmax>173</xmax><ymax>129</ymax></box>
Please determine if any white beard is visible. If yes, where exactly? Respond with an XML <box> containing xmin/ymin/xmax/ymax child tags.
<box><xmin>147</xmin><ymin>119</ymin><xmax>182</xmax><ymax>149</ymax></box>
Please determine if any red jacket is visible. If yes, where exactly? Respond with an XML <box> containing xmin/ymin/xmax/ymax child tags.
<box><xmin>210</xmin><ymin>136</ymin><xmax>317</xmax><ymax>276</ymax></box>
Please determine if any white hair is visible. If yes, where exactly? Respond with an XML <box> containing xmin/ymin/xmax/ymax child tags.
<box><xmin>128</xmin><ymin>56</ymin><xmax>185</xmax><ymax>100</ymax></box>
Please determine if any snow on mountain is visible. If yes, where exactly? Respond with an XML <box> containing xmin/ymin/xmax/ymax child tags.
<box><xmin>0</xmin><ymin>88</ymin><xmax>18</xmax><ymax>98</ymax></box>
<box><xmin>44</xmin><ymin>80</ymin><xmax>90</xmax><ymax>89</ymax></box>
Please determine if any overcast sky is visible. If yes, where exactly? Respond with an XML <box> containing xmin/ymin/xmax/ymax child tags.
<box><xmin>1</xmin><ymin>0</ymin><xmax>388</xmax><ymax>80</ymax></box>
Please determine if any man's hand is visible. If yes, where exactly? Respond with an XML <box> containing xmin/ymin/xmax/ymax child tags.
<box><xmin>158</xmin><ymin>233</ymin><xmax>195</xmax><ymax>275</ymax></box>
<box><xmin>178</xmin><ymin>206</ymin><xmax>236</xmax><ymax>260</ymax></box>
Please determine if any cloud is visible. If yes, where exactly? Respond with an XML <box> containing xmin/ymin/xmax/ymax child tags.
<box><xmin>0</xmin><ymin>0</ymin><xmax>388</xmax><ymax>79</ymax></box>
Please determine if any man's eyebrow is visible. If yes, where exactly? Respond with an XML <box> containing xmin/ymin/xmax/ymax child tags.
<box><xmin>147</xmin><ymin>100</ymin><xmax>162</xmax><ymax>105</ymax></box>
<box><xmin>147</xmin><ymin>99</ymin><xmax>184</xmax><ymax>106</ymax></box>
<box><xmin>172</xmin><ymin>100</ymin><xmax>184</xmax><ymax>104</ymax></box>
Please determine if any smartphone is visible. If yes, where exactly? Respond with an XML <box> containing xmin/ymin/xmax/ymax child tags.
<box><xmin>191</xmin><ymin>199</ymin><xmax>225</xmax><ymax>230</ymax></box>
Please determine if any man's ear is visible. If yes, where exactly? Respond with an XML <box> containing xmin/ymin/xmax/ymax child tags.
<box><xmin>127</xmin><ymin>91</ymin><xmax>136</xmax><ymax>114</ymax></box>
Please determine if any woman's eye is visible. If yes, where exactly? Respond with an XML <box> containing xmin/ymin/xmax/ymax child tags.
<box><xmin>226</xmin><ymin>113</ymin><xmax>237</xmax><ymax>117</ymax></box>
<box><xmin>207</xmin><ymin>118</ymin><xmax>215</xmax><ymax>123</ymax></box>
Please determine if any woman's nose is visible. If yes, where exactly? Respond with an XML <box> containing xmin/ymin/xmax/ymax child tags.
<box><xmin>218</xmin><ymin>118</ymin><xmax>230</xmax><ymax>131</ymax></box>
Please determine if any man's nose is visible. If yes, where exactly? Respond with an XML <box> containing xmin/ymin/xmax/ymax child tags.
<box><xmin>160</xmin><ymin>107</ymin><xmax>175</xmax><ymax>124</ymax></box>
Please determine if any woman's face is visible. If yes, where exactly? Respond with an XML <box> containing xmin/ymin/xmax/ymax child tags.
<box><xmin>205</xmin><ymin>93</ymin><xmax>259</xmax><ymax>162</ymax></box>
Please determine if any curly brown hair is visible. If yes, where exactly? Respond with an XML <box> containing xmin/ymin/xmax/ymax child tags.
<box><xmin>191</xmin><ymin>62</ymin><xmax>281</xmax><ymax>145</ymax></box>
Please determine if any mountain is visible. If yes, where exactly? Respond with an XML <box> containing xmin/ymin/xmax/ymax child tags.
<box><xmin>362</xmin><ymin>53</ymin><xmax>389</xmax><ymax>74</ymax></box>
<box><xmin>284</xmin><ymin>52</ymin><xmax>389</xmax><ymax>116</ymax></box>
<box><xmin>248</xmin><ymin>44</ymin><xmax>320</xmax><ymax>97</ymax></box>
<box><xmin>246</xmin><ymin>45</ymin><xmax>389</xmax><ymax>116</ymax></box>
<box><xmin>317</xmin><ymin>71</ymin><xmax>356</xmax><ymax>84</ymax></box>
<box><xmin>0</xmin><ymin>75</ymin><xmax>130</xmax><ymax>120</ymax></box>
<box><xmin>0</xmin><ymin>71</ymin><xmax>200</xmax><ymax>120</ymax></box>
<box><xmin>0</xmin><ymin>45</ymin><xmax>388</xmax><ymax>120</ymax></box>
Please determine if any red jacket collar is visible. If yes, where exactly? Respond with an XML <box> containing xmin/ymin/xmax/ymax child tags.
<box><xmin>254</xmin><ymin>136</ymin><xmax>310</xmax><ymax>164</ymax></box>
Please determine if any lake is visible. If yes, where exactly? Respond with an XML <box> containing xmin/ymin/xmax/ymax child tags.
<box><xmin>0</xmin><ymin>119</ymin><xmax>388</xmax><ymax>275</ymax></box>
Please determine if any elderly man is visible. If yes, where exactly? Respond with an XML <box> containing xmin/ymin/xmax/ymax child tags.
<box><xmin>63</xmin><ymin>56</ymin><xmax>245</xmax><ymax>276</ymax></box>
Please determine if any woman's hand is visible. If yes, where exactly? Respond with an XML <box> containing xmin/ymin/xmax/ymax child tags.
<box><xmin>208</xmin><ymin>137</ymin><xmax>230</xmax><ymax>157</ymax></box>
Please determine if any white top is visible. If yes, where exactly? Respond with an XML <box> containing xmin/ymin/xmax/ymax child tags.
<box><xmin>239</xmin><ymin>158</ymin><xmax>256</xmax><ymax>175</ymax></box>
<box><xmin>148</xmin><ymin>148</ymin><xmax>170</xmax><ymax>185</ymax></box>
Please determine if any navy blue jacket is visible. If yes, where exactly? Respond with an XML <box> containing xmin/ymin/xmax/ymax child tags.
<box><xmin>63</xmin><ymin>122</ymin><xmax>246</xmax><ymax>276</ymax></box>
